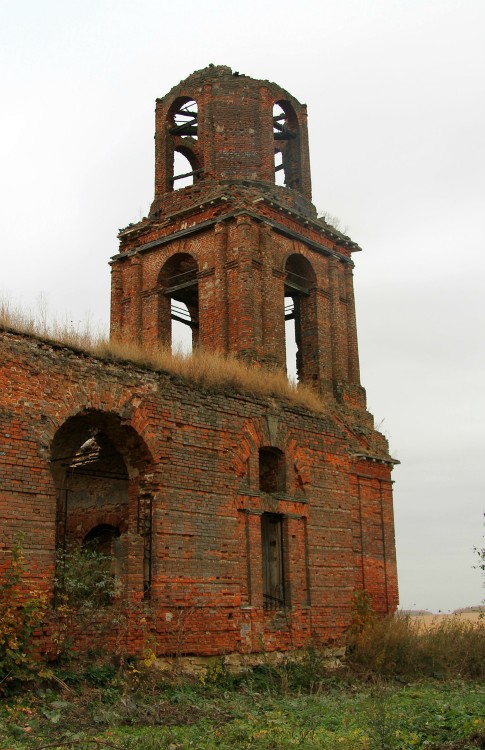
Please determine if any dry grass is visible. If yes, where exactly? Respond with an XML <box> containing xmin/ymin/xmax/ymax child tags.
<box><xmin>348</xmin><ymin>611</ymin><xmax>485</xmax><ymax>679</ymax></box>
<box><xmin>0</xmin><ymin>298</ymin><xmax>327</xmax><ymax>413</ymax></box>
<box><xmin>410</xmin><ymin>611</ymin><xmax>484</xmax><ymax>629</ymax></box>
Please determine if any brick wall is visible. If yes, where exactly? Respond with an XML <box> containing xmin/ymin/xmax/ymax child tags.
<box><xmin>0</xmin><ymin>329</ymin><xmax>398</xmax><ymax>657</ymax></box>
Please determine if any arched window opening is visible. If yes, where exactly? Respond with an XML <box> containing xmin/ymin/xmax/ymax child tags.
<box><xmin>52</xmin><ymin>430</ymin><xmax>128</xmax><ymax>607</ymax></box>
<box><xmin>273</xmin><ymin>103</ymin><xmax>289</xmax><ymax>139</ymax></box>
<box><xmin>274</xmin><ymin>149</ymin><xmax>285</xmax><ymax>186</ymax></box>
<box><xmin>173</xmin><ymin>148</ymin><xmax>201</xmax><ymax>190</ymax></box>
<box><xmin>259</xmin><ymin>447</ymin><xmax>285</xmax><ymax>494</ymax></box>
<box><xmin>167</xmin><ymin>98</ymin><xmax>201</xmax><ymax>191</ymax></box>
<box><xmin>55</xmin><ymin>430</ymin><xmax>129</xmax><ymax>550</ymax></box>
<box><xmin>169</xmin><ymin>98</ymin><xmax>198</xmax><ymax>140</ymax></box>
<box><xmin>284</xmin><ymin>254</ymin><xmax>316</xmax><ymax>383</ymax></box>
<box><xmin>51</xmin><ymin>413</ymin><xmax>153</xmax><ymax>603</ymax></box>
<box><xmin>284</xmin><ymin>296</ymin><xmax>297</xmax><ymax>382</ymax></box>
<box><xmin>171</xmin><ymin>300</ymin><xmax>193</xmax><ymax>354</ymax></box>
<box><xmin>158</xmin><ymin>253</ymin><xmax>199</xmax><ymax>354</ymax></box>
<box><xmin>273</xmin><ymin>101</ymin><xmax>300</xmax><ymax>189</ymax></box>
<box><xmin>83</xmin><ymin>524</ymin><xmax>121</xmax><ymax>554</ymax></box>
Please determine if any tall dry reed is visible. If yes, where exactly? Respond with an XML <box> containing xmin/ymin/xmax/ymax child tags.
<box><xmin>348</xmin><ymin>613</ymin><xmax>485</xmax><ymax>679</ymax></box>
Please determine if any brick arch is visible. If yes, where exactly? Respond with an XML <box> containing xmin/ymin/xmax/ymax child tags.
<box><xmin>50</xmin><ymin>408</ymin><xmax>153</xmax><ymax>483</ymax></box>
<box><xmin>174</xmin><ymin>144</ymin><xmax>201</xmax><ymax>173</ymax></box>
<box><xmin>157</xmin><ymin>250</ymin><xmax>199</xmax><ymax>286</ymax></box>
<box><xmin>149</xmin><ymin>240</ymin><xmax>188</xmax><ymax>285</ymax></box>
<box><xmin>229</xmin><ymin>419</ymin><xmax>258</xmax><ymax>492</ymax></box>
<box><xmin>167</xmin><ymin>95</ymin><xmax>199</xmax><ymax>137</ymax></box>
<box><xmin>37</xmin><ymin>380</ymin><xmax>160</xmax><ymax>467</ymax></box>
<box><xmin>279</xmin><ymin>248</ymin><xmax>316</xmax><ymax>281</ymax></box>
<box><xmin>230</xmin><ymin>415</ymin><xmax>292</xmax><ymax>496</ymax></box>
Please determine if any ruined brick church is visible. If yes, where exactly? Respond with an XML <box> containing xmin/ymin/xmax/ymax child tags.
<box><xmin>0</xmin><ymin>65</ymin><xmax>398</xmax><ymax>659</ymax></box>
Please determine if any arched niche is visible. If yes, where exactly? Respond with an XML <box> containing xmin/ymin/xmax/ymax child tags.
<box><xmin>158</xmin><ymin>252</ymin><xmax>199</xmax><ymax>352</ymax></box>
<box><xmin>50</xmin><ymin>410</ymin><xmax>154</xmax><ymax>599</ymax></box>
<box><xmin>259</xmin><ymin>446</ymin><xmax>286</xmax><ymax>494</ymax></box>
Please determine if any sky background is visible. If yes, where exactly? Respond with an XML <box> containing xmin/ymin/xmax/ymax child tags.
<box><xmin>1</xmin><ymin>0</ymin><xmax>484</xmax><ymax>612</ymax></box>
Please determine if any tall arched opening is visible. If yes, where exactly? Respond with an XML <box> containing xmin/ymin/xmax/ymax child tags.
<box><xmin>273</xmin><ymin>100</ymin><xmax>301</xmax><ymax>190</ymax></box>
<box><xmin>158</xmin><ymin>253</ymin><xmax>199</xmax><ymax>353</ymax></box>
<box><xmin>50</xmin><ymin>411</ymin><xmax>154</xmax><ymax>603</ymax></box>
<box><xmin>284</xmin><ymin>254</ymin><xmax>318</xmax><ymax>384</ymax></box>
<box><xmin>167</xmin><ymin>98</ymin><xmax>202</xmax><ymax>190</ymax></box>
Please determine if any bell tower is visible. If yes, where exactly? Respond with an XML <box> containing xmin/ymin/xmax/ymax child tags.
<box><xmin>110</xmin><ymin>65</ymin><xmax>364</xmax><ymax>405</ymax></box>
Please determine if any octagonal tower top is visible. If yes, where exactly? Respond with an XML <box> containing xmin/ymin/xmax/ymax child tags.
<box><xmin>151</xmin><ymin>64</ymin><xmax>313</xmax><ymax>218</ymax></box>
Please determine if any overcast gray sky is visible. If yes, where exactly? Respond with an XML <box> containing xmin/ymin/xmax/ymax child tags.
<box><xmin>1</xmin><ymin>0</ymin><xmax>484</xmax><ymax>612</ymax></box>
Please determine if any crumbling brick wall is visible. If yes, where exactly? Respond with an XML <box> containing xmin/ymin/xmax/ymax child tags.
<box><xmin>0</xmin><ymin>329</ymin><xmax>398</xmax><ymax>656</ymax></box>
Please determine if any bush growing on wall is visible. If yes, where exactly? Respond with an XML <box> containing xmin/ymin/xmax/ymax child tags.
<box><xmin>55</xmin><ymin>546</ymin><xmax>117</xmax><ymax>610</ymax></box>
<box><xmin>0</xmin><ymin>538</ymin><xmax>122</xmax><ymax>685</ymax></box>
<box><xmin>49</xmin><ymin>545</ymin><xmax>120</xmax><ymax>660</ymax></box>
<box><xmin>0</xmin><ymin>539</ymin><xmax>47</xmax><ymax>692</ymax></box>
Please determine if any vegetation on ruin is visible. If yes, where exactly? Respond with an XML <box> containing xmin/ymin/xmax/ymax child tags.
<box><xmin>348</xmin><ymin>591</ymin><xmax>485</xmax><ymax>681</ymax></box>
<box><xmin>0</xmin><ymin>540</ymin><xmax>48</xmax><ymax>692</ymax></box>
<box><xmin>1</xmin><ymin>552</ymin><xmax>485</xmax><ymax>750</ymax></box>
<box><xmin>1</xmin><ymin>667</ymin><xmax>484</xmax><ymax>750</ymax></box>
<box><xmin>0</xmin><ymin>298</ymin><xmax>326</xmax><ymax>414</ymax></box>
<box><xmin>1</xmin><ymin>654</ymin><xmax>484</xmax><ymax>749</ymax></box>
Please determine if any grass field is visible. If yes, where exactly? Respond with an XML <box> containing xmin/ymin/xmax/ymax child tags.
<box><xmin>1</xmin><ymin>662</ymin><xmax>484</xmax><ymax>750</ymax></box>
<box><xmin>409</xmin><ymin>611</ymin><xmax>483</xmax><ymax>628</ymax></box>
<box><xmin>1</xmin><ymin>608</ymin><xmax>485</xmax><ymax>749</ymax></box>
<box><xmin>1</xmin><ymin>532</ymin><xmax>484</xmax><ymax>749</ymax></box>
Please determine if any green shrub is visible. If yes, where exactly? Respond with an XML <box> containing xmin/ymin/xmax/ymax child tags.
<box><xmin>49</xmin><ymin>546</ymin><xmax>121</xmax><ymax>660</ymax></box>
<box><xmin>55</xmin><ymin>546</ymin><xmax>117</xmax><ymax>610</ymax></box>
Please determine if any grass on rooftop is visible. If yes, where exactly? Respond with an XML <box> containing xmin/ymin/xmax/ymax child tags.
<box><xmin>0</xmin><ymin>299</ymin><xmax>327</xmax><ymax>414</ymax></box>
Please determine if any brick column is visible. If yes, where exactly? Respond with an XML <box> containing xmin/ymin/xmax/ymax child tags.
<box><xmin>110</xmin><ymin>262</ymin><xmax>123</xmax><ymax>341</ymax></box>
<box><xmin>154</xmin><ymin>103</ymin><xmax>171</xmax><ymax>199</ymax></box>
<box><xmin>215</xmin><ymin>220</ymin><xmax>229</xmax><ymax>352</ymax></box>
<box><xmin>232</xmin><ymin>215</ymin><xmax>259</xmax><ymax>359</ymax></box>
<box><xmin>141</xmin><ymin>288</ymin><xmax>159</xmax><ymax>348</ymax></box>
<box><xmin>285</xmin><ymin>515</ymin><xmax>309</xmax><ymax>607</ymax></box>
<box><xmin>380</xmin><ymin>477</ymin><xmax>399</xmax><ymax>613</ymax></box>
<box><xmin>345</xmin><ymin>264</ymin><xmax>360</xmax><ymax>385</ymax></box>
<box><xmin>246</xmin><ymin>510</ymin><xmax>263</xmax><ymax>607</ymax></box>
<box><xmin>130</xmin><ymin>258</ymin><xmax>143</xmax><ymax>343</ymax></box>
<box><xmin>329</xmin><ymin>258</ymin><xmax>344</xmax><ymax>383</ymax></box>
<box><xmin>260</xmin><ymin>224</ymin><xmax>285</xmax><ymax>368</ymax></box>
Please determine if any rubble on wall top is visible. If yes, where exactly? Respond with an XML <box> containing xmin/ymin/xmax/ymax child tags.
<box><xmin>156</xmin><ymin>63</ymin><xmax>302</xmax><ymax>110</ymax></box>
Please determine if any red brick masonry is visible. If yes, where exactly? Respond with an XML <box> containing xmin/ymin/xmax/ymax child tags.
<box><xmin>0</xmin><ymin>329</ymin><xmax>398</xmax><ymax>655</ymax></box>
